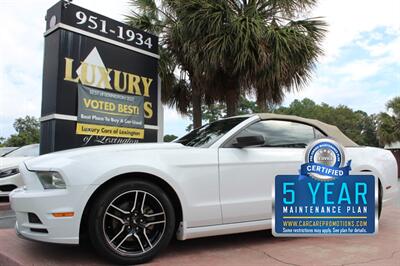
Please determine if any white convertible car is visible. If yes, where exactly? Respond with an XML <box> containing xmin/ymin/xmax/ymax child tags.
<box><xmin>0</xmin><ymin>144</ymin><xmax>39</xmax><ymax>197</ymax></box>
<box><xmin>10</xmin><ymin>114</ymin><xmax>398</xmax><ymax>264</ymax></box>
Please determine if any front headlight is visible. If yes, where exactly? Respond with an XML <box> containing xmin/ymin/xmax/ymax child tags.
<box><xmin>0</xmin><ymin>168</ymin><xmax>19</xmax><ymax>178</ymax></box>
<box><xmin>36</xmin><ymin>171</ymin><xmax>66</xmax><ymax>189</ymax></box>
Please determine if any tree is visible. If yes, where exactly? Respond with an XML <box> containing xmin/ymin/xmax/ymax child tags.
<box><xmin>377</xmin><ymin>97</ymin><xmax>400</xmax><ymax>145</ymax></box>
<box><xmin>175</xmin><ymin>0</ymin><xmax>326</xmax><ymax>116</ymax></box>
<box><xmin>185</xmin><ymin>96</ymin><xmax>262</xmax><ymax>131</ymax></box>
<box><xmin>355</xmin><ymin>112</ymin><xmax>379</xmax><ymax>147</ymax></box>
<box><xmin>163</xmin><ymin>134</ymin><xmax>178</xmax><ymax>142</ymax></box>
<box><xmin>275</xmin><ymin>98</ymin><xmax>379</xmax><ymax>146</ymax></box>
<box><xmin>180</xmin><ymin>97</ymin><xmax>381</xmax><ymax>146</ymax></box>
<box><xmin>0</xmin><ymin>137</ymin><xmax>5</xmax><ymax>147</ymax></box>
<box><xmin>127</xmin><ymin>0</ymin><xmax>326</xmax><ymax>126</ymax></box>
<box><xmin>5</xmin><ymin>116</ymin><xmax>40</xmax><ymax>147</ymax></box>
<box><xmin>126</xmin><ymin>0</ymin><xmax>204</xmax><ymax>129</ymax></box>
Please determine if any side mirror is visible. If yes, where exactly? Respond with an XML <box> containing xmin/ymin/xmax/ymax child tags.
<box><xmin>233</xmin><ymin>135</ymin><xmax>265</xmax><ymax>148</ymax></box>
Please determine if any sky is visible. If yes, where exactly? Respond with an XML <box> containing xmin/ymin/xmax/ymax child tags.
<box><xmin>0</xmin><ymin>0</ymin><xmax>399</xmax><ymax>139</ymax></box>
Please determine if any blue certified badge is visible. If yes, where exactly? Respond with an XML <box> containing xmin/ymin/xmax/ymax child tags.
<box><xmin>301</xmin><ymin>139</ymin><xmax>351</xmax><ymax>181</ymax></box>
<box><xmin>273</xmin><ymin>138</ymin><xmax>377</xmax><ymax>236</ymax></box>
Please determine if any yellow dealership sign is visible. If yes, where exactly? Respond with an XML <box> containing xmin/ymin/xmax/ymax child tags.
<box><xmin>76</xmin><ymin>123</ymin><xmax>144</xmax><ymax>139</ymax></box>
<box><xmin>76</xmin><ymin>84</ymin><xmax>145</xmax><ymax>138</ymax></box>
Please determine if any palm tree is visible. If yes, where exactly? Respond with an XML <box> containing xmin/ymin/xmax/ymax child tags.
<box><xmin>128</xmin><ymin>0</ymin><xmax>326</xmax><ymax>120</ymax></box>
<box><xmin>174</xmin><ymin>0</ymin><xmax>327</xmax><ymax>116</ymax></box>
<box><xmin>126</xmin><ymin>0</ymin><xmax>204</xmax><ymax>129</ymax></box>
<box><xmin>377</xmin><ymin>97</ymin><xmax>400</xmax><ymax>145</ymax></box>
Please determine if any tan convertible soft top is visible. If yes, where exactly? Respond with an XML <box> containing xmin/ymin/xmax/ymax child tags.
<box><xmin>252</xmin><ymin>113</ymin><xmax>359</xmax><ymax>147</ymax></box>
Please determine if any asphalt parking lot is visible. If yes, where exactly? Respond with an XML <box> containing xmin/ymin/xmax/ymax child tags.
<box><xmin>0</xmin><ymin>198</ymin><xmax>15</xmax><ymax>229</ymax></box>
<box><xmin>0</xmin><ymin>182</ymin><xmax>399</xmax><ymax>266</ymax></box>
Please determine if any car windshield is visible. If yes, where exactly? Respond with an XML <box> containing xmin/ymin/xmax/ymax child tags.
<box><xmin>3</xmin><ymin>144</ymin><xmax>39</xmax><ymax>157</ymax></box>
<box><xmin>176</xmin><ymin>117</ymin><xmax>248</xmax><ymax>147</ymax></box>
<box><xmin>0</xmin><ymin>147</ymin><xmax>17</xmax><ymax>156</ymax></box>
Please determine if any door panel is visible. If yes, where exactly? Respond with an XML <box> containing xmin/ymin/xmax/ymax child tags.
<box><xmin>218</xmin><ymin>148</ymin><xmax>303</xmax><ymax>223</ymax></box>
<box><xmin>159</xmin><ymin>148</ymin><xmax>221</xmax><ymax>227</ymax></box>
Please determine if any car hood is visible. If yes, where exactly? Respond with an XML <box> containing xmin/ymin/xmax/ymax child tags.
<box><xmin>0</xmin><ymin>157</ymin><xmax>32</xmax><ymax>170</ymax></box>
<box><xmin>24</xmin><ymin>142</ymin><xmax>186</xmax><ymax>170</ymax></box>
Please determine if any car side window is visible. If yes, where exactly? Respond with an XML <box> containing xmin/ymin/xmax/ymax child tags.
<box><xmin>314</xmin><ymin>128</ymin><xmax>326</xmax><ymax>139</ymax></box>
<box><xmin>225</xmin><ymin>120</ymin><xmax>326</xmax><ymax>148</ymax></box>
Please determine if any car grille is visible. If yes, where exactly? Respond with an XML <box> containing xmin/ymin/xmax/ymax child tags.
<box><xmin>30</xmin><ymin>228</ymin><xmax>48</xmax><ymax>234</ymax></box>
<box><xmin>28</xmin><ymin>213</ymin><xmax>42</xmax><ymax>224</ymax></box>
<box><xmin>0</xmin><ymin>185</ymin><xmax>17</xmax><ymax>192</ymax></box>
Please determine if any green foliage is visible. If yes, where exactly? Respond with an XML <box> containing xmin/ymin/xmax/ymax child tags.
<box><xmin>127</xmin><ymin>0</ymin><xmax>206</xmax><ymax>128</ymax></box>
<box><xmin>183</xmin><ymin>97</ymin><xmax>381</xmax><ymax>147</ymax></box>
<box><xmin>163</xmin><ymin>134</ymin><xmax>178</xmax><ymax>142</ymax></box>
<box><xmin>275</xmin><ymin>99</ymin><xmax>379</xmax><ymax>146</ymax></box>
<box><xmin>3</xmin><ymin>116</ymin><xmax>40</xmax><ymax>147</ymax></box>
<box><xmin>173</xmin><ymin>0</ymin><xmax>327</xmax><ymax>115</ymax></box>
<box><xmin>127</xmin><ymin>0</ymin><xmax>326</xmax><ymax>122</ymax></box>
<box><xmin>186</xmin><ymin>96</ymin><xmax>262</xmax><ymax>131</ymax></box>
<box><xmin>0</xmin><ymin>137</ymin><xmax>5</xmax><ymax>147</ymax></box>
<box><xmin>126</xmin><ymin>0</ymin><xmax>188</xmax><ymax>111</ymax></box>
<box><xmin>237</xmin><ymin>97</ymin><xmax>262</xmax><ymax>115</ymax></box>
<box><xmin>377</xmin><ymin>97</ymin><xmax>400</xmax><ymax>145</ymax></box>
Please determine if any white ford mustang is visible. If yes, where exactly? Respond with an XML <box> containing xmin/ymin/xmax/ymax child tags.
<box><xmin>10</xmin><ymin>114</ymin><xmax>398</xmax><ymax>264</ymax></box>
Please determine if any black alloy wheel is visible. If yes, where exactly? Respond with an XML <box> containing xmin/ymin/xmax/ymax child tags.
<box><xmin>88</xmin><ymin>179</ymin><xmax>176</xmax><ymax>264</ymax></box>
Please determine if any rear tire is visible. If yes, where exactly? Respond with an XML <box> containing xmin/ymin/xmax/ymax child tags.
<box><xmin>88</xmin><ymin>179</ymin><xmax>176</xmax><ymax>264</ymax></box>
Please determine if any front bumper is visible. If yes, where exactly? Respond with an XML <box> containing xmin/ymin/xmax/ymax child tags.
<box><xmin>10</xmin><ymin>187</ymin><xmax>82</xmax><ymax>244</ymax></box>
<box><xmin>9</xmin><ymin>164</ymin><xmax>95</xmax><ymax>244</ymax></box>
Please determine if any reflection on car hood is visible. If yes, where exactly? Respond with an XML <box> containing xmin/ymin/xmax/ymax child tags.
<box><xmin>24</xmin><ymin>143</ymin><xmax>186</xmax><ymax>170</ymax></box>
<box><xmin>0</xmin><ymin>157</ymin><xmax>32</xmax><ymax>170</ymax></box>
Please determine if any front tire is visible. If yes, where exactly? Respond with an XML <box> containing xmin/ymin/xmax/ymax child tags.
<box><xmin>88</xmin><ymin>179</ymin><xmax>176</xmax><ymax>264</ymax></box>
